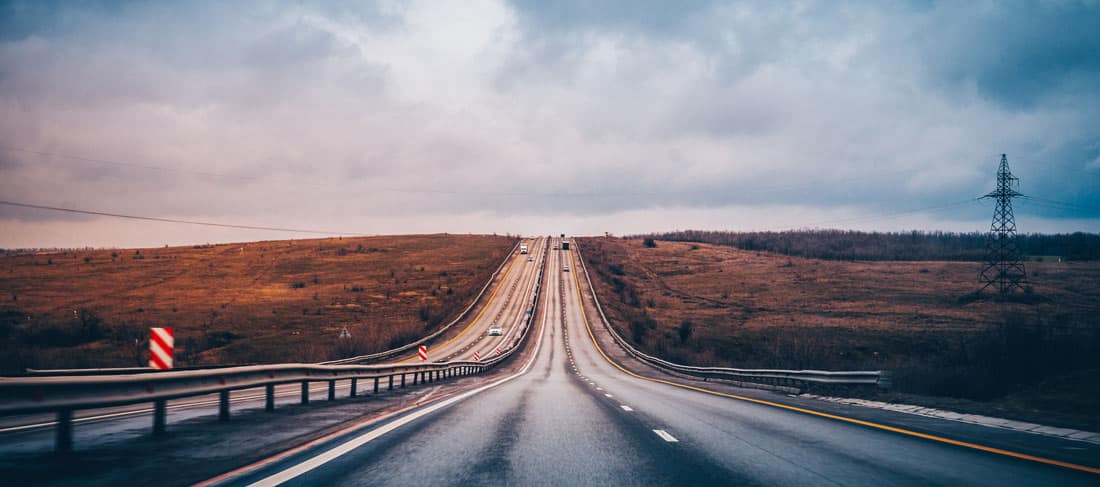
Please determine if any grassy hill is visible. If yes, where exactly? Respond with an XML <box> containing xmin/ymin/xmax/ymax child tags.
<box><xmin>0</xmin><ymin>234</ymin><xmax>515</xmax><ymax>372</ymax></box>
<box><xmin>579</xmin><ymin>236</ymin><xmax>1100</xmax><ymax>427</ymax></box>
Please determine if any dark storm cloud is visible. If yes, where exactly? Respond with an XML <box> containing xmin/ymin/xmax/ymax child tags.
<box><xmin>898</xmin><ymin>2</ymin><xmax>1100</xmax><ymax>109</ymax></box>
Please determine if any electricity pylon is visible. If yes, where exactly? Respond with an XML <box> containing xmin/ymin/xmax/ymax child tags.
<box><xmin>979</xmin><ymin>154</ymin><xmax>1027</xmax><ymax>295</ymax></box>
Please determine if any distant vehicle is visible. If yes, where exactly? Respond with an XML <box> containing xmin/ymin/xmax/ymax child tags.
<box><xmin>488</xmin><ymin>325</ymin><xmax>503</xmax><ymax>336</ymax></box>
<box><xmin>520</xmin><ymin>243</ymin><xmax>528</xmax><ymax>254</ymax></box>
<box><xmin>527</xmin><ymin>256</ymin><xmax>533</xmax><ymax>262</ymax></box>
<box><xmin>561</xmin><ymin>241</ymin><xmax>570</xmax><ymax>250</ymax></box>
<box><xmin>563</xmin><ymin>264</ymin><xmax>570</xmax><ymax>272</ymax></box>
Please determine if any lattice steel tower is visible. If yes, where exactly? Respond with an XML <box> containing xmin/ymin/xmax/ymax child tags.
<box><xmin>979</xmin><ymin>154</ymin><xmax>1027</xmax><ymax>295</ymax></box>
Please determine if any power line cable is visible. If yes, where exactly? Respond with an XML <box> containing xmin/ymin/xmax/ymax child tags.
<box><xmin>0</xmin><ymin>200</ymin><xmax>366</xmax><ymax>236</ymax></box>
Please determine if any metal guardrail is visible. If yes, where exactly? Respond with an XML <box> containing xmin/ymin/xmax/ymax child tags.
<box><xmin>23</xmin><ymin>363</ymin><xmax>257</xmax><ymax>377</ymax></box>
<box><xmin>572</xmin><ymin>240</ymin><xmax>890</xmax><ymax>391</ymax></box>
<box><xmin>321</xmin><ymin>240</ymin><xmax>521</xmax><ymax>365</ymax></box>
<box><xmin>0</xmin><ymin>244</ymin><xmax>547</xmax><ymax>454</ymax></box>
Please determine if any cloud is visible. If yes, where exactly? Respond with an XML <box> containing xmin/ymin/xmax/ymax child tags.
<box><xmin>0</xmin><ymin>0</ymin><xmax>1097</xmax><ymax>247</ymax></box>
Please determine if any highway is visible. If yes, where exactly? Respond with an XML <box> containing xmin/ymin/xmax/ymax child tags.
<box><xmin>1</xmin><ymin>237</ymin><xmax>1097</xmax><ymax>485</ymax></box>
<box><xmin>394</xmin><ymin>236</ymin><xmax>547</xmax><ymax>364</ymax></box>
<box><xmin>206</xmin><ymin>239</ymin><xmax>1099</xmax><ymax>486</ymax></box>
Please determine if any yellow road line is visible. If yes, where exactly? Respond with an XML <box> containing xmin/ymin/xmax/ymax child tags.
<box><xmin>566</xmin><ymin>251</ymin><xmax>1100</xmax><ymax>476</ymax></box>
<box><xmin>399</xmin><ymin>245</ymin><xmax>523</xmax><ymax>364</ymax></box>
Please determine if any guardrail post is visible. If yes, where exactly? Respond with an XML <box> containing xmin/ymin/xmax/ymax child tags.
<box><xmin>388</xmin><ymin>375</ymin><xmax>394</xmax><ymax>391</ymax></box>
<box><xmin>265</xmin><ymin>384</ymin><xmax>275</xmax><ymax>411</ymax></box>
<box><xmin>350</xmin><ymin>378</ymin><xmax>358</xmax><ymax>397</ymax></box>
<box><xmin>400</xmin><ymin>374</ymin><xmax>406</xmax><ymax>389</ymax></box>
<box><xmin>219</xmin><ymin>391</ymin><xmax>230</xmax><ymax>421</ymax></box>
<box><xmin>328</xmin><ymin>380</ymin><xmax>336</xmax><ymax>400</ymax></box>
<box><xmin>413</xmin><ymin>372</ymin><xmax>419</xmax><ymax>386</ymax></box>
<box><xmin>877</xmin><ymin>371</ymin><xmax>893</xmax><ymax>390</ymax></box>
<box><xmin>374</xmin><ymin>376</ymin><xmax>380</xmax><ymax>393</ymax></box>
<box><xmin>301</xmin><ymin>381</ymin><xmax>310</xmax><ymax>404</ymax></box>
<box><xmin>153</xmin><ymin>399</ymin><xmax>167</xmax><ymax>434</ymax></box>
<box><xmin>56</xmin><ymin>409</ymin><xmax>73</xmax><ymax>453</ymax></box>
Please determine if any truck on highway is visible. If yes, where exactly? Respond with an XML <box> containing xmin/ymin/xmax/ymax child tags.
<box><xmin>520</xmin><ymin>243</ymin><xmax>529</xmax><ymax>254</ymax></box>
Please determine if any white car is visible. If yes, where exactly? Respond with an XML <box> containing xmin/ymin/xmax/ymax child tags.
<box><xmin>563</xmin><ymin>265</ymin><xmax>570</xmax><ymax>272</ymax></box>
<box><xmin>488</xmin><ymin>325</ymin><xmax>503</xmax><ymax>336</ymax></box>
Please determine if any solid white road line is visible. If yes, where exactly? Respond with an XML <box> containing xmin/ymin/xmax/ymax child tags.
<box><xmin>653</xmin><ymin>429</ymin><xmax>679</xmax><ymax>442</ymax></box>
<box><xmin>249</xmin><ymin>381</ymin><xmax>501</xmax><ymax>487</ymax></box>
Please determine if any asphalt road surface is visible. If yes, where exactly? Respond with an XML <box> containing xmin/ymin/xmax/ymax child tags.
<box><xmin>211</xmin><ymin>240</ymin><xmax>1099</xmax><ymax>486</ymax></box>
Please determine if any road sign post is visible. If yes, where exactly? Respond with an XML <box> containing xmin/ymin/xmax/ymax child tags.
<box><xmin>149</xmin><ymin>327</ymin><xmax>174</xmax><ymax>370</ymax></box>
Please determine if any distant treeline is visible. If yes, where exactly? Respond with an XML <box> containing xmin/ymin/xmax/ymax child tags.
<box><xmin>633</xmin><ymin>230</ymin><xmax>1100</xmax><ymax>261</ymax></box>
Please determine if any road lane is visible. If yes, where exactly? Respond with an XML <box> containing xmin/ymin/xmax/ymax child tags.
<box><xmin>399</xmin><ymin>237</ymin><xmax>546</xmax><ymax>364</ymax></box>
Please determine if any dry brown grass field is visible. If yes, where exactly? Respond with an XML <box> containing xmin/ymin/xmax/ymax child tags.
<box><xmin>579</xmin><ymin>237</ymin><xmax>1100</xmax><ymax>427</ymax></box>
<box><xmin>0</xmin><ymin>234</ymin><xmax>515</xmax><ymax>372</ymax></box>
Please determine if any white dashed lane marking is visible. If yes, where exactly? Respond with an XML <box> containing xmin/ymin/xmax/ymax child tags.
<box><xmin>653</xmin><ymin>429</ymin><xmax>678</xmax><ymax>442</ymax></box>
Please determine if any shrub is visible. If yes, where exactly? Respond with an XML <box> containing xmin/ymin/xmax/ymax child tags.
<box><xmin>678</xmin><ymin>320</ymin><xmax>694</xmax><ymax>343</ymax></box>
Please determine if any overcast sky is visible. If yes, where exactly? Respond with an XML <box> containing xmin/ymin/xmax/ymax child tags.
<box><xmin>1</xmin><ymin>1</ymin><xmax>1098</xmax><ymax>248</ymax></box>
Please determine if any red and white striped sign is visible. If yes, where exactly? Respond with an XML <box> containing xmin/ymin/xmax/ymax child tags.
<box><xmin>149</xmin><ymin>327</ymin><xmax>174</xmax><ymax>370</ymax></box>
<box><xmin>418</xmin><ymin>345</ymin><xmax>428</xmax><ymax>361</ymax></box>
<box><xmin>494</xmin><ymin>346</ymin><xmax>502</xmax><ymax>356</ymax></box>
<box><xmin>473</xmin><ymin>351</ymin><xmax>481</xmax><ymax>361</ymax></box>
